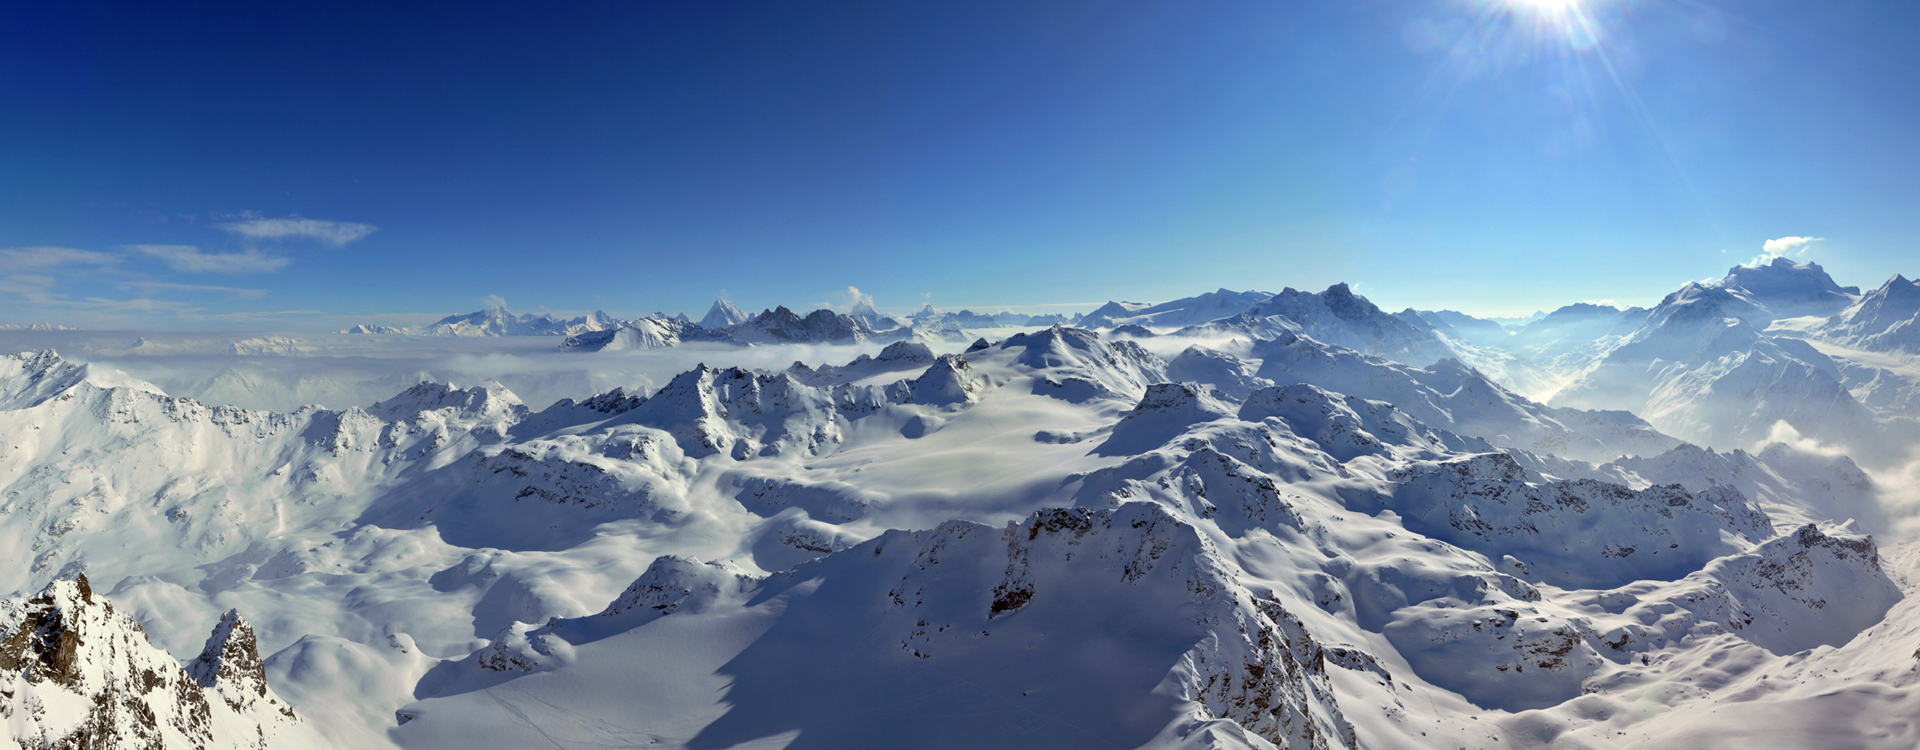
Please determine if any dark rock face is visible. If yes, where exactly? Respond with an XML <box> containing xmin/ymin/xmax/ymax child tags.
<box><xmin>0</xmin><ymin>576</ymin><xmax>307</xmax><ymax>748</ymax></box>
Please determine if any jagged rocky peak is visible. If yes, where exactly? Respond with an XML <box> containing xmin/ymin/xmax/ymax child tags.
<box><xmin>0</xmin><ymin>575</ymin><xmax>311</xmax><ymax>748</ymax></box>
<box><xmin>731</xmin><ymin>305</ymin><xmax>873</xmax><ymax>344</ymax></box>
<box><xmin>187</xmin><ymin>609</ymin><xmax>270</xmax><ymax>710</ymax></box>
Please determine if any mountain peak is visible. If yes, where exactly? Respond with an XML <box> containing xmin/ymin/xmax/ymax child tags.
<box><xmin>699</xmin><ymin>298</ymin><xmax>750</xmax><ymax>329</ymax></box>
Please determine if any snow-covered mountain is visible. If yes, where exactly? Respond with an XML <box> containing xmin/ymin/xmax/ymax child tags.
<box><xmin>558</xmin><ymin>316</ymin><xmax>729</xmax><ymax>351</ymax></box>
<box><xmin>1552</xmin><ymin>278</ymin><xmax>1887</xmax><ymax>460</ymax></box>
<box><xmin>728</xmin><ymin>305</ymin><xmax>876</xmax><ymax>345</ymax></box>
<box><xmin>343</xmin><ymin>307</ymin><xmax>627</xmax><ymax>336</ymax></box>
<box><xmin>1247</xmin><ymin>331</ymin><xmax>1680</xmax><ymax>463</ymax></box>
<box><xmin>1718</xmin><ymin>257</ymin><xmax>1861</xmax><ymax>321</ymax></box>
<box><xmin>3</xmin><ymin>261</ymin><xmax>1917</xmax><ymax>750</ymax></box>
<box><xmin>1081</xmin><ymin>288</ymin><xmax>1274</xmax><ymax>329</ymax></box>
<box><xmin>1813</xmin><ymin>274</ymin><xmax>1920</xmax><ymax>354</ymax></box>
<box><xmin>1180</xmin><ymin>284</ymin><xmax>1461</xmax><ymax>368</ymax></box>
<box><xmin>698</xmin><ymin>298</ymin><xmax>751</xmax><ymax>329</ymax></box>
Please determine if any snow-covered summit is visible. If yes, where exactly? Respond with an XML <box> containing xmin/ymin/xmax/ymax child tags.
<box><xmin>1718</xmin><ymin>257</ymin><xmax>1860</xmax><ymax>321</ymax></box>
<box><xmin>699</xmin><ymin>298</ymin><xmax>751</xmax><ymax>329</ymax></box>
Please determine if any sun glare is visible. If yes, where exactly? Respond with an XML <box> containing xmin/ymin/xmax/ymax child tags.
<box><xmin>1499</xmin><ymin>0</ymin><xmax>1602</xmax><ymax>50</ymax></box>
<box><xmin>1508</xmin><ymin>0</ymin><xmax>1583</xmax><ymax>12</ymax></box>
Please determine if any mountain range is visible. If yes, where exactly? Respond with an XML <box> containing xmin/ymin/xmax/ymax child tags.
<box><xmin>2</xmin><ymin>258</ymin><xmax>1917</xmax><ymax>748</ymax></box>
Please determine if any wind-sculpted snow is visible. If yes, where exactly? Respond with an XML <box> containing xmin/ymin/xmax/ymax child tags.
<box><xmin>1377</xmin><ymin>452</ymin><xmax>1772</xmax><ymax>589</ymax></box>
<box><xmin>0</xmin><ymin>576</ymin><xmax>319</xmax><ymax>749</ymax></box>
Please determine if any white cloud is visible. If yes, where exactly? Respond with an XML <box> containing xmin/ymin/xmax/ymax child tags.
<box><xmin>1748</xmin><ymin>235</ymin><xmax>1822</xmax><ymax>266</ymax></box>
<box><xmin>1760</xmin><ymin>420</ymin><xmax>1846</xmax><ymax>457</ymax></box>
<box><xmin>115</xmin><ymin>281</ymin><xmax>269</xmax><ymax>300</ymax></box>
<box><xmin>215</xmin><ymin>214</ymin><xmax>377</xmax><ymax>246</ymax></box>
<box><xmin>482</xmin><ymin>294</ymin><xmax>509</xmax><ymax>310</ymax></box>
<box><xmin>821</xmin><ymin>286</ymin><xmax>875</xmax><ymax>313</ymax></box>
<box><xmin>123</xmin><ymin>245</ymin><xmax>291</xmax><ymax>274</ymax></box>
<box><xmin>0</xmin><ymin>247</ymin><xmax>121</xmax><ymax>269</ymax></box>
<box><xmin>1582</xmin><ymin>298</ymin><xmax>1619</xmax><ymax>308</ymax></box>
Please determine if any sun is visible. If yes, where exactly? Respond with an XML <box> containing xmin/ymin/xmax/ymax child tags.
<box><xmin>1496</xmin><ymin>0</ymin><xmax>1602</xmax><ymax>49</ymax></box>
<box><xmin>1507</xmin><ymin>0</ymin><xmax>1583</xmax><ymax>11</ymax></box>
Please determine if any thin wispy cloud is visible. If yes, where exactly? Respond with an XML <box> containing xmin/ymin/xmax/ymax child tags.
<box><xmin>214</xmin><ymin>213</ymin><xmax>377</xmax><ymax>246</ymax></box>
<box><xmin>123</xmin><ymin>245</ymin><xmax>291</xmax><ymax>274</ymax></box>
<box><xmin>80</xmin><ymin>296</ymin><xmax>195</xmax><ymax>313</ymax></box>
<box><xmin>115</xmin><ymin>280</ymin><xmax>269</xmax><ymax>300</ymax></box>
<box><xmin>0</xmin><ymin>246</ymin><xmax>121</xmax><ymax>269</ymax></box>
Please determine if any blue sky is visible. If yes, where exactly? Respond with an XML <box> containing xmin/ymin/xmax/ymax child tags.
<box><xmin>3</xmin><ymin>0</ymin><xmax>1918</xmax><ymax>328</ymax></box>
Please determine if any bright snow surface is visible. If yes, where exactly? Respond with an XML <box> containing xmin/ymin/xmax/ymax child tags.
<box><xmin>2</xmin><ymin>292</ymin><xmax>1919</xmax><ymax>749</ymax></box>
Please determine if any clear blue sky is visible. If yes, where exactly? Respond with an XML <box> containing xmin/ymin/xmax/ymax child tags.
<box><xmin>3</xmin><ymin>0</ymin><xmax>1918</xmax><ymax>328</ymax></box>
